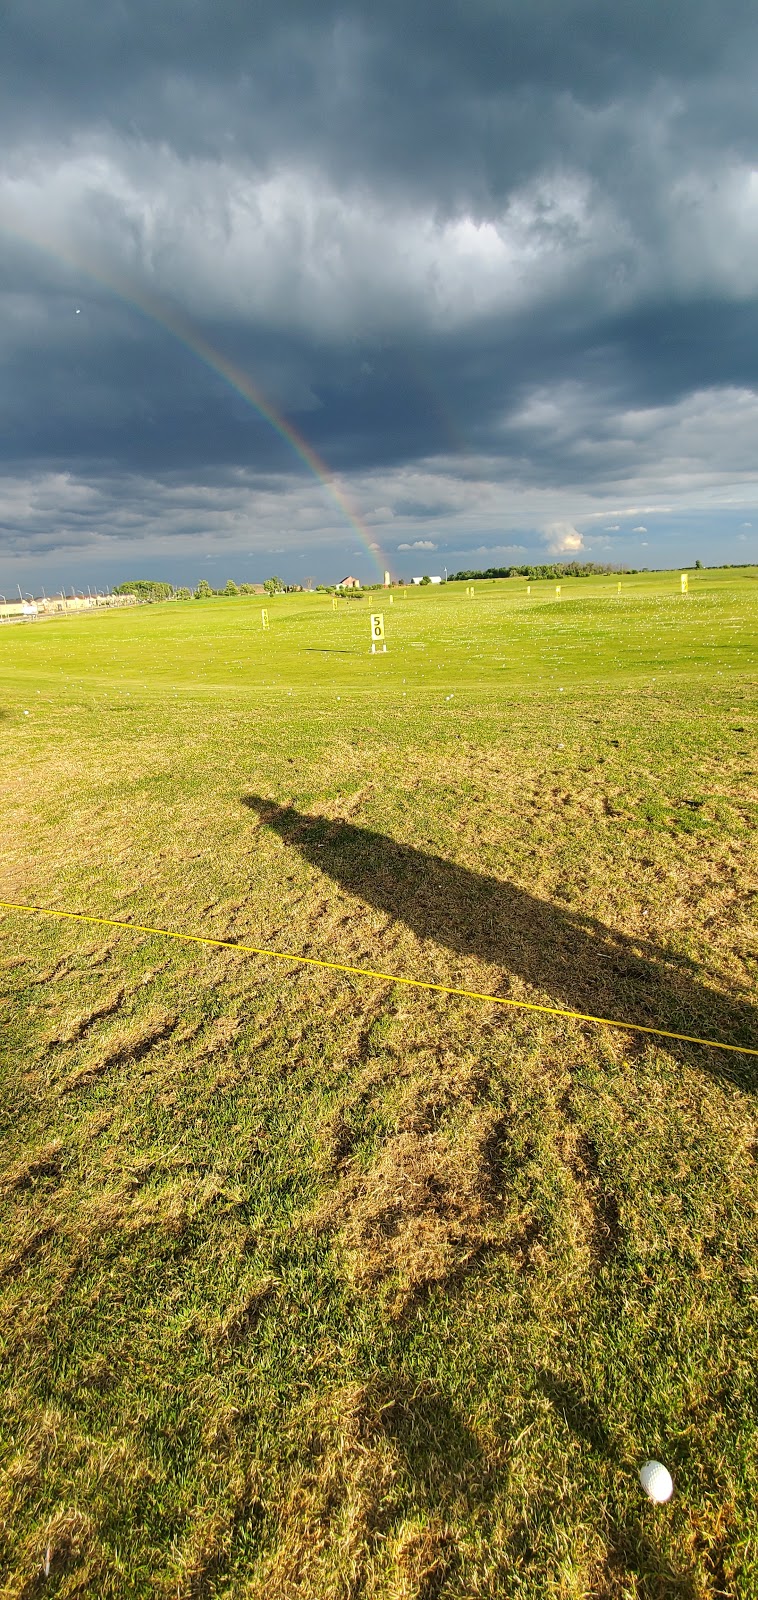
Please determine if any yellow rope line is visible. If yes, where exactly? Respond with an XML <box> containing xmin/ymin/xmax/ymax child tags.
<box><xmin>1</xmin><ymin>899</ymin><xmax>757</xmax><ymax>1058</ymax></box>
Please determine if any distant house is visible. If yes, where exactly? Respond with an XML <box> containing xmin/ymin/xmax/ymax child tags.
<box><xmin>0</xmin><ymin>601</ymin><xmax>35</xmax><ymax>621</ymax></box>
<box><xmin>32</xmin><ymin>593</ymin><xmax>138</xmax><ymax>615</ymax></box>
<box><xmin>336</xmin><ymin>575</ymin><xmax>361</xmax><ymax>589</ymax></box>
<box><xmin>1</xmin><ymin>593</ymin><xmax>141</xmax><ymax>621</ymax></box>
<box><xmin>411</xmin><ymin>575</ymin><xmax>442</xmax><ymax>585</ymax></box>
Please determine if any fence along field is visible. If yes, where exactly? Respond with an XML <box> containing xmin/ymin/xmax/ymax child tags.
<box><xmin>1</xmin><ymin>567</ymin><xmax>757</xmax><ymax>1597</ymax></box>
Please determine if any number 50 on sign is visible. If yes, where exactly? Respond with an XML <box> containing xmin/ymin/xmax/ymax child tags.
<box><xmin>370</xmin><ymin>613</ymin><xmax>386</xmax><ymax>653</ymax></box>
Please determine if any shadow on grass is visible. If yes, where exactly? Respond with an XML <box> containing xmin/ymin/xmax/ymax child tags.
<box><xmin>534</xmin><ymin>1373</ymin><xmax>704</xmax><ymax>1597</ymax></box>
<box><xmin>242</xmin><ymin>797</ymin><xmax>758</xmax><ymax>1086</ymax></box>
<box><xmin>382</xmin><ymin>1371</ymin><xmax>703</xmax><ymax>1597</ymax></box>
<box><xmin>537</xmin><ymin>1372</ymin><xmax>613</xmax><ymax>1456</ymax></box>
<box><xmin>380</xmin><ymin>1378</ymin><xmax>483</xmax><ymax>1488</ymax></box>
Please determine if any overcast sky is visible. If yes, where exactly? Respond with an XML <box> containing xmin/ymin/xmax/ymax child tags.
<box><xmin>2</xmin><ymin>0</ymin><xmax>758</xmax><ymax>590</ymax></box>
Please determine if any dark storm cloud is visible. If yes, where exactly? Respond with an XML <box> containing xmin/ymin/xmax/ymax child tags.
<box><xmin>2</xmin><ymin>0</ymin><xmax>758</xmax><ymax>579</ymax></box>
<box><xmin>4</xmin><ymin>1</ymin><xmax>756</xmax><ymax>172</ymax></box>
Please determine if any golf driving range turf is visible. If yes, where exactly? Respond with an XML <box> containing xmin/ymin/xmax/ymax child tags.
<box><xmin>1</xmin><ymin>569</ymin><xmax>757</xmax><ymax>1597</ymax></box>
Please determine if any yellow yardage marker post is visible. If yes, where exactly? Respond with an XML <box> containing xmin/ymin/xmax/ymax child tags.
<box><xmin>1</xmin><ymin>901</ymin><xmax>756</xmax><ymax>1060</ymax></box>
<box><xmin>555</xmin><ymin>585</ymin><xmax>561</xmax><ymax>598</ymax></box>
<box><xmin>370</xmin><ymin>612</ymin><xmax>386</xmax><ymax>654</ymax></box>
<box><xmin>681</xmin><ymin>573</ymin><xmax>689</xmax><ymax>594</ymax></box>
<box><xmin>261</xmin><ymin>608</ymin><xmax>269</xmax><ymax>630</ymax></box>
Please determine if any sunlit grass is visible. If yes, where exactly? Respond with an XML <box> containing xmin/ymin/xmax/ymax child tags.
<box><xmin>0</xmin><ymin>567</ymin><xmax>757</xmax><ymax>1596</ymax></box>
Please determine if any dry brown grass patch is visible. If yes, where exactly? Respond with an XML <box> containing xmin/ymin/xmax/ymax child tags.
<box><xmin>381</xmin><ymin>1516</ymin><xmax>455</xmax><ymax>1600</ymax></box>
<box><xmin>208</xmin><ymin>1274</ymin><xmax>281</xmax><ymax>1347</ymax></box>
<box><xmin>557</xmin><ymin>1121</ymin><xmax>621</xmax><ymax>1267</ymax></box>
<box><xmin>313</xmin><ymin>1106</ymin><xmax>511</xmax><ymax>1299</ymax></box>
<box><xmin>59</xmin><ymin>1015</ymin><xmax>178</xmax><ymax>1091</ymax></box>
<box><xmin>247</xmin><ymin>1383</ymin><xmax>400</xmax><ymax>1600</ymax></box>
<box><xmin>241</xmin><ymin>1380</ymin><xmax>466</xmax><ymax>1599</ymax></box>
<box><xmin>0</xmin><ymin>1142</ymin><xmax>64</xmax><ymax>1195</ymax></box>
<box><xmin>10</xmin><ymin>1508</ymin><xmax>99</xmax><ymax>1599</ymax></box>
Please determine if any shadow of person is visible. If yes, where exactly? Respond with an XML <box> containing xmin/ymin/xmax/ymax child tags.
<box><xmin>242</xmin><ymin>796</ymin><xmax>758</xmax><ymax>1084</ymax></box>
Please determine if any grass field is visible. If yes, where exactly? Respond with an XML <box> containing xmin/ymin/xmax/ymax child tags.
<box><xmin>1</xmin><ymin>568</ymin><xmax>757</xmax><ymax>1598</ymax></box>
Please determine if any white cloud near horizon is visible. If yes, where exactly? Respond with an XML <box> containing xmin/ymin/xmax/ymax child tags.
<box><xmin>544</xmin><ymin>521</ymin><xmax>584</xmax><ymax>554</ymax></box>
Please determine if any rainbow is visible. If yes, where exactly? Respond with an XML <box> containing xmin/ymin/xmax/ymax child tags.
<box><xmin>0</xmin><ymin>217</ymin><xmax>389</xmax><ymax>580</ymax></box>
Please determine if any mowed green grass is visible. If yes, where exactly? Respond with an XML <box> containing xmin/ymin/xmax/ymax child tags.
<box><xmin>1</xmin><ymin>569</ymin><xmax>757</xmax><ymax>1598</ymax></box>
<box><xmin>3</xmin><ymin>569</ymin><xmax>756</xmax><ymax>702</ymax></box>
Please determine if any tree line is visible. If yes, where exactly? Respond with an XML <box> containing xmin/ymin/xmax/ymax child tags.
<box><xmin>113</xmin><ymin>577</ymin><xmax>291</xmax><ymax>602</ymax></box>
<box><xmin>449</xmin><ymin>562</ymin><xmax>635</xmax><ymax>581</ymax></box>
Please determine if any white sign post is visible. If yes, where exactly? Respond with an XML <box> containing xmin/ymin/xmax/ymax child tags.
<box><xmin>370</xmin><ymin>613</ymin><xmax>386</xmax><ymax>653</ymax></box>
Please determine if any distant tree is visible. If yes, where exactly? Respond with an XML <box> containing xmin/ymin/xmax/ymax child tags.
<box><xmin>263</xmin><ymin>576</ymin><xmax>285</xmax><ymax>594</ymax></box>
<box><xmin>194</xmin><ymin>578</ymin><xmax>213</xmax><ymax>598</ymax></box>
<box><xmin>420</xmin><ymin>574</ymin><xmax>431</xmax><ymax>585</ymax></box>
<box><xmin>223</xmin><ymin>579</ymin><xmax>239</xmax><ymax>595</ymax></box>
<box><xmin>695</xmin><ymin>559</ymin><xmax>703</xmax><ymax>569</ymax></box>
<box><xmin>113</xmin><ymin>579</ymin><xmax>172</xmax><ymax>602</ymax></box>
<box><xmin>449</xmin><ymin>561</ymin><xmax>624</xmax><ymax>582</ymax></box>
<box><xmin>239</xmin><ymin>583</ymin><xmax>257</xmax><ymax>594</ymax></box>
<box><xmin>174</xmin><ymin>587</ymin><xmax>192</xmax><ymax>600</ymax></box>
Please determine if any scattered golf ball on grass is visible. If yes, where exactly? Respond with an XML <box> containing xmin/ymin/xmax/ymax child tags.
<box><xmin>639</xmin><ymin>1460</ymin><xmax>674</xmax><ymax>1503</ymax></box>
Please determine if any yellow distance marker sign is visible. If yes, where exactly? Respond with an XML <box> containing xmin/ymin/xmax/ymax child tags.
<box><xmin>370</xmin><ymin>612</ymin><xmax>386</xmax><ymax>654</ymax></box>
<box><xmin>261</xmin><ymin>607</ymin><xmax>269</xmax><ymax>630</ymax></box>
<box><xmin>681</xmin><ymin>573</ymin><xmax>689</xmax><ymax>594</ymax></box>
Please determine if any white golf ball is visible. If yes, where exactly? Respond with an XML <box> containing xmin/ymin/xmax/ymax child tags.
<box><xmin>639</xmin><ymin>1460</ymin><xmax>673</xmax><ymax>1503</ymax></box>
